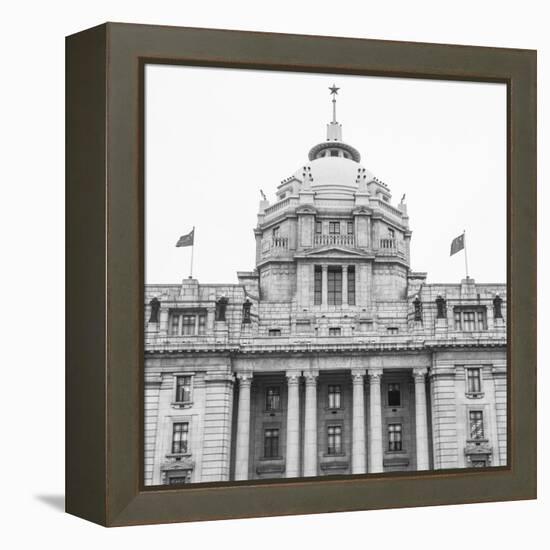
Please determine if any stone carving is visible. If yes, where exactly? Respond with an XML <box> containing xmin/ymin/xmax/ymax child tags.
<box><xmin>242</xmin><ymin>298</ymin><xmax>252</xmax><ymax>324</ymax></box>
<box><xmin>413</xmin><ymin>295</ymin><xmax>422</xmax><ymax>321</ymax></box>
<box><xmin>148</xmin><ymin>297</ymin><xmax>160</xmax><ymax>323</ymax></box>
<box><xmin>215</xmin><ymin>296</ymin><xmax>228</xmax><ymax>321</ymax></box>
<box><xmin>435</xmin><ymin>294</ymin><xmax>447</xmax><ymax>319</ymax></box>
<box><xmin>493</xmin><ymin>294</ymin><xmax>503</xmax><ymax>319</ymax></box>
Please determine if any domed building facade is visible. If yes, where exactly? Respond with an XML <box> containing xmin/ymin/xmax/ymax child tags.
<box><xmin>144</xmin><ymin>89</ymin><xmax>507</xmax><ymax>486</ymax></box>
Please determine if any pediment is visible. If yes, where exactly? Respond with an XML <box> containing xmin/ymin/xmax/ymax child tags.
<box><xmin>302</xmin><ymin>246</ymin><xmax>367</xmax><ymax>258</ymax></box>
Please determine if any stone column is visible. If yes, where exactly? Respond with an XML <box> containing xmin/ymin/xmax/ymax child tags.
<box><xmin>321</xmin><ymin>264</ymin><xmax>328</xmax><ymax>306</ymax></box>
<box><xmin>303</xmin><ymin>371</ymin><xmax>318</xmax><ymax>476</ymax></box>
<box><xmin>351</xmin><ymin>369</ymin><xmax>367</xmax><ymax>474</ymax></box>
<box><xmin>285</xmin><ymin>372</ymin><xmax>301</xmax><ymax>478</ymax></box>
<box><xmin>368</xmin><ymin>368</ymin><xmax>384</xmax><ymax>473</ymax></box>
<box><xmin>413</xmin><ymin>367</ymin><xmax>430</xmax><ymax>470</ymax></box>
<box><xmin>342</xmin><ymin>265</ymin><xmax>348</xmax><ymax>306</ymax></box>
<box><xmin>235</xmin><ymin>373</ymin><xmax>252</xmax><ymax>480</ymax></box>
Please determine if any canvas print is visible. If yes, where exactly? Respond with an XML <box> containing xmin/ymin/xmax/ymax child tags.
<box><xmin>144</xmin><ymin>66</ymin><xmax>507</xmax><ymax>486</ymax></box>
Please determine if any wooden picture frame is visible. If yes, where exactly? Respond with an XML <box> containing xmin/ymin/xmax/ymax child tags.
<box><xmin>66</xmin><ymin>22</ymin><xmax>536</xmax><ymax>526</ymax></box>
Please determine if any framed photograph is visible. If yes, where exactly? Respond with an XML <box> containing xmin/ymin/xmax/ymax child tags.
<box><xmin>66</xmin><ymin>23</ymin><xmax>536</xmax><ymax>526</ymax></box>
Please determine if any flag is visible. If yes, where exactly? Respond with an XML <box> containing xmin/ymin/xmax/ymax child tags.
<box><xmin>176</xmin><ymin>228</ymin><xmax>194</xmax><ymax>247</ymax></box>
<box><xmin>450</xmin><ymin>233</ymin><xmax>465</xmax><ymax>256</ymax></box>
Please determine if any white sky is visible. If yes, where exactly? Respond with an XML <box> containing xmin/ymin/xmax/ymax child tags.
<box><xmin>145</xmin><ymin>65</ymin><xmax>506</xmax><ymax>285</ymax></box>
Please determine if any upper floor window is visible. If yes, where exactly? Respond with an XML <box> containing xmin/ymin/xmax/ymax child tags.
<box><xmin>314</xmin><ymin>266</ymin><xmax>322</xmax><ymax>305</ymax></box>
<box><xmin>329</xmin><ymin>221</ymin><xmax>340</xmax><ymax>235</ymax></box>
<box><xmin>347</xmin><ymin>221</ymin><xmax>354</xmax><ymax>235</ymax></box>
<box><xmin>170</xmin><ymin>310</ymin><xmax>206</xmax><ymax>336</ymax></box>
<box><xmin>265</xmin><ymin>387</ymin><xmax>281</xmax><ymax>411</ymax></box>
<box><xmin>268</xmin><ymin>328</ymin><xmax>281</xmax><ymax>336</ymax></box>
<box><xmin>175</xmin><ymin>375</ymin><xmax>192</xmax><ymax>404</ymax></box>
<box><xmin>327</xmin><ymin>266</ymin><xmax>342</xmax><ymax>305</ymax></box>
<box><xmin>454</xmin><ymin>307</ymin><xmax>487</xmax><ymax>331</ymax></box>
<box><xmin>388</xmin><ymin>227</ymin><xmax>395</xmax><ymax>240</ymax></box>
<box><xmin>387</xmin><ymin>327</ymin><xmax>399</xmax><ymax>335</ymax></box>
<box><xmin>315</xmin><ymin>221</ymin><xmax>322</xmax><ymax>234</ymax></box>
<box><xmin>388</xmin><ymin>423</ymin><xmax>402</xmax><ymax>451</ymax></box>
<box><xmin>171</xmin><ymin>422</ymin><xmax>189</xmax><ymax>454</ymax></box>
<box><xmin>347</xmin><ymin>266</ymin><xmax>356</xmax><ymax>305</ymax></box>
<box><xmin>466</xmin><ymin>368</ymin><xmax>482</xmax><ymax>394</ymax></box>
<box><xmin>328</xmin><ymin>385</ymin><xmax>342</xmax><ymax>409</ymax></box>
<box><xmin>329</xmin><ymin>327</ymin><xmax>341</xmax><ymax>336</ymax></box>
<box><xmin>272</xmin><ymin>226</ymin><xmax>280</xmax><ymax>238</ymax></box>
<box><xmin>264</xmin><ymin>428</ymin><xmax>280</xmax><ymax>458</ymax></box>
<box><xmin>388</xmin><ymin>383</ymin><xmax>401</xmax><ymax>407</ymax></box>
<box><xmin>327</xmin><ymin>425</ymin><xmax>343</xmax><ymax>455</ymax></box>
<box><xmin>469</xmin><ymin>411</ymin><xmax>485</xmax><ymax>440</ymax></box>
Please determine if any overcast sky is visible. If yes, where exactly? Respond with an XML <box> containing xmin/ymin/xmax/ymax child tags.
<box><xmin>145</xmin><ymin>65</ymin><xmax>506</xmax><ymax>286</ymax></box>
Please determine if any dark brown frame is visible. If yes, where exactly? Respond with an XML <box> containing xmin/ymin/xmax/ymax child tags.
<box><xmin>66</xmin><ymin>22</ymin><xmax>537</xmax><ymax>527</ymax></box>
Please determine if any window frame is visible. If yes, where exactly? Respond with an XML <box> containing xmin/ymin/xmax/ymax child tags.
<box><xmin>327</xmin><ymin>266</ymin><xmax>343</xmax><ymax>306</ymax></box>
<box><xmin>347</xmin><ymin>266</ymin><xmax>356</xmax><ymax>305</ymax></box>
<box><xmin>170</xmin><ymin>421</ymin><xmax>190</xmax><ymax>455</ymax></box>
<box><xmin>173</xmin><ymin>374</ymin><xmax>193</xmax><ymax>405</ymax></box>
<box><xmin>388</xmin><ymin>423</ymin><xmax>403</xmax><ymax>452</ymax></box>
<box><xmin>329</xmin><ymin>221</ymin><xmax>340</xmax><ymax>235</ymax></box>
<box><xmin>466</xmin><ymin>367</ymin><xmax>482</xmax><ymax>395</ymax></box>
<box><xmin>263</xmin><ymin>427</ymin><xmax>280</xmax><ymax>459</ymax></box>
<box><xmin>453</xmin><ymin>307</ymin><xmax>488</xmax><ymax>332</ymax></box>
<box><xmin>327</xmin><ymin>424</ymin><xmax>343</xmax><ymax>455</ymax></box>
<box><xmin>328</xmin><ymin>327</ymin><xmax>342</xmax><ymax>336</ymax></box>
<box><xmin>469</xmin><ymin>410</ymin><xmax>485</xmax><ymax>441</ymax></box>
<box><xmin>314</xmin><ymin>265</ymin><xmax>322</xmax><ymax>305</ymax></box>
<box><xmin>387</xmin><ymin>382</ymin><xmax>401</xmax><ymax>407</ymax></box>
<box><xmin>327</xmin><ymin>384</ymin><xmax>342</xmax><ymax>409</ymax></box>
<box><xmin>265</xmin><ymin>386</ymin><xmax>281</xmax><ymax>412</ymax></box>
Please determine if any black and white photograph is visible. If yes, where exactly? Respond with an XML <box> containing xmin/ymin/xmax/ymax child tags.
<box><xmin>144</xmin><ymin>66</ymin><xmax>507</xmax><ymax>486</ymax></box>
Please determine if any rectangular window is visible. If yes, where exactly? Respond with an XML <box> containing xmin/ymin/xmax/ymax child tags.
<box><xmin>170</xmin><ymin>314</ymin><xmax>180</xmax><ymax>335</ymax></box>
<box><xmin>328</xmin><ymin>385</ymin><xmax>342</xmax><ymax>409</ymax></box>
<box><xmin>170</xmin><ymin>312</ymin><xmax>206</xmax><ymax>336</ymax></box>
<box><xmin>327</xmin><ymin>266</ymin><xmax>342</xmax><ymax>305</ymax></box>
<box><xmin>454</xmin><ymin>308</ymin><xmax>487</xmax><ymax>331</ymax></box>
<box><xmin>265</xmin><ymin>387</ymin><xmax>281</xmax><ymax>411</ymax></box>
<box><xmin>198</xmin><ymin>314</ymin><xmax>206</xmax><ymax>335</ymax></box>
<box><xmin>388</xmin><ymin>423</ymin><xmax>402</xmax><ymax>451</ymax></box>
<box><xmin>347</xmin><ymin>266</ymin><xmax>356</xmax><ymax>305</ymax></box>
<box><xmin>315</xmin><ymin>221</ymin><xmax>322</xmax><ymax>234</ymax></box>
<box><xmin>329</xmin><ymin>221</ymin><xmax>340</xmax><ymax>235</ymax></box>
<box><xmin>388</xmin><ymin>227</ymin><xmax>395</xmax><ymax>240</ymax></box>
<box><xmin>388</xmin><ymin>383</ymin><xmax>401</xmax><ymax>407</ymax></box>
<box><xmin>347</xmin><ymin>221</ymin><xmax>354</xmax><ymax>235</ymax></box>
<box><xmin>327</xmin><ymin>425</ymin><xmax>342</xmax><ymax>455</ymax></box>
<box><xmin>469</xmin><ymin>411</ymin><xmax>485</xmax><ymax>440</ymax></box>
<box><xmin>268</xmin><ymin>329</ymin><xmax>281</xmax><ymax>336</ymax></box>
<box><xmin>168</xmin><ymin>476</ymin><xmax>189</xmax><ymax>485</ymax></box>
<box><xmin>466</xmin><ymin>368</ymin><xmax>481</xmax><ymax>393</ymax></box>
<box><xmin>387</xmin><ymin>327</ymin><xmax>399</xmax><ymax>335</ymax></box>
<box><xmin>328</xmin><ymin>327</ymin><xmax>341</xmax><ymax>336</ymax></box>
<box><xmin>264</xmin><ymin>428</ymin><xmax>280</xmax><ymax>458</ymax></box>
<box><xmin>272</xmin><ymin>226</ymin><xmax>280</xmax><ymax>238</ymax></box>
<box><xmin>314</xmin><ymin>266</ymin><xmax>322</xmax><ymax>305</ymax></box>
<box><xmin>471</xmin><ymin>459</ymin><xmax>487</xmax><ymax>468</ymax></box>
<box><xmin>175</xmin><ymin>375</ymin><xmax>192</xmax><ymax>403</ymax></box>
<box><xmin>171</xmin><ymin>422</ymin><xmax>189</xmax><ymax>454</ymax></box>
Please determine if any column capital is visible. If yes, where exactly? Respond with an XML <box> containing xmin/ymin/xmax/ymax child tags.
<box><xmin>367</xmin><ymin>367</ymin><xmax>383</xmax><ymax>382</ymax></box>
<box><xmin>351</xmin><ymin>369</ymin><xmax>366</xmax><ymax>384</ymax></box>
<box><xmin>286</xmin><ymin>372</ymin><xmax>301</xmax><ymax>385</ymax></box>
<box><xmin>304</xmin><ymin>370</ymin><xmax>319</xmax><ymax>384</ymax></box>
<box><xmin>342</xmin><ymin>264</ymin><xmax>349</xmax><ymax>272</ymax></box>
<box><xmin>236</xmin><ymin>372</ymin><xmax>253</xmax><ymax>386</ymax></box>
<box><xmin>413</xmin><ymin>367</ymin><xmax>428</xmax><ymax>381</ymax></box>
<box><xmin>321</xmin><ymin>264</ymin><xmax>328</xmax><ymax>271</ymax></box>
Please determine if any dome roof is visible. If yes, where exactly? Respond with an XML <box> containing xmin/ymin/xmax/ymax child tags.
<box><xmin>294</xmin><ymin>156</ymin><xmax>374</xmax><ymax>197</ymax></box>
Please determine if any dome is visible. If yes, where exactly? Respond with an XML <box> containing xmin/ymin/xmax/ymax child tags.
<box><xmin>294</xmin><ymin>156</ymin><xmax>374</xmax><ymax>198</ymax></box>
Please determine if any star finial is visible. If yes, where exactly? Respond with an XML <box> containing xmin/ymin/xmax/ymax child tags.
<box><xmin>329</xmin><ymin>84</ymin><xmax>340</xmax><ymax>123</ymax></box>
<box><xmin>329</xmin><ymin>84</ymin><xmax>340</xmax><ymax>95</ymax></box>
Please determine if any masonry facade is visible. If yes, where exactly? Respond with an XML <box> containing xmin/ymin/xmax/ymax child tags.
<box><xmin>144</xmin><ymin>98</ymin><xmax>506</xmax><ymax>486</ymax></box>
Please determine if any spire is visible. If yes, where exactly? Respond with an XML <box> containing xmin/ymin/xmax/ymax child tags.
<box><xmin>327</xmin><ymin>84</ymin><xmax>342</xmax><ymax>141</ymax></box>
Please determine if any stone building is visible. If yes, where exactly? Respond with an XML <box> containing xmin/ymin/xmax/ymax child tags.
<box><xmin>144</xmin><ymin>90</ymin><xmax>506</xmax><ymax>486</ymax></box>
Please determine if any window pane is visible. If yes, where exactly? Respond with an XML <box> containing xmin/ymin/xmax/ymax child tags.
<box><xmin>469</xmin><ymin>411</ymin><xmax>484</xmax><ymax>439</ymax></box>
<box><xmin>172</xmin><ymin>422</ymin><xmax>189</xmax><ymax>454</ymax></box>
<box><xmin>327</xmin><ymin>425</ymin><xmax>342</xmax><ymax>454</ymax></box>
<box><xmin>182</xmin><ymin>315</ymin><xmax>195</xmax><ymax>335</ymax></box>
<box><xmin>388</xmin><ymin>424</ymin><xmax>402</xmax><ymax>451</ymax></box>
<box><xmin>388</xmin><ymin>383</ymin><xmax>401</xmax><ymax>406</ymax></box>
<box><xmin>467</xmin><ymin>369</ymin><xmax>481</xmax><ymax>393</ymax></box>
<box><xmin>327</xmin><ymin>267</ymin><xmax>342</xmax><ymax>305</ymax></box>
<box><xmin>264</xmin><ymin>428</ymin><xmax>279</xmax><ymax>458</ymax></box>
<box><xmin>176</xmin><ymin>376</ymin><xmax>192</xmax><ymax>402</ymax></box>
<box><xmin>170</xmin><ymin>314</ymin><xmax>180</xmax><ymax>335</ymax></box>
<box><xmin>266</xmin><ymin>387</ymin><xmax>280</xmax><ymax>411</ymax></box>
<box><xmin>328</xmin><ymin>385</ymin><xmax>341</xmax><ymax>409</ymax></box>
<box><xmin>314</xmin><ymin>266</ymin><xmax>322</xmax><ymax>305</ymax></box>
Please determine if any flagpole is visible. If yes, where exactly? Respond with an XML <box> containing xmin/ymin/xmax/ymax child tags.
<box><xmin>189</xmin><ymin>226</ymin><xmax>195</xmax><ymax>279</ymax></box>
<box><xmin>463</xmin><ymin>229</ymin><xmax>469</xmax><ymax>279</ymax></box>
